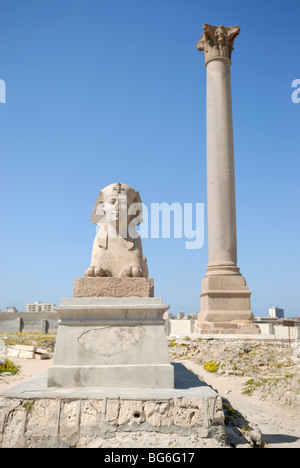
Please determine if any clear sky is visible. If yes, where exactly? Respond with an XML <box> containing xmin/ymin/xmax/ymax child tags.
<box><xmin>0</xmin><ymin>0</ymin><xmax>299</xmax><ymax>317</ymax></box>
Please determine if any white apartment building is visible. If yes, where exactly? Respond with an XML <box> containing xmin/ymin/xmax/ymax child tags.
<box><xmin>5</xmin><ymin>306</ymin><xmax>18</xmax><ymax>313</ymax></box>
<box><xmin>26</xmin><ymin>302</ymin><xmax>56</xmax><ymax>313</ymax></box>
<box><xmin>269</xmin><ymin>306</ymin><xmax>284</xmax><ymax>319</ymax></box>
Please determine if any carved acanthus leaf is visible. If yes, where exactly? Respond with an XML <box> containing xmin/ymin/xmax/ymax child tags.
<box><xmin>196</xmin><ymin>23</ymin><xmax>240</xmax><ymax>65</ymax></box>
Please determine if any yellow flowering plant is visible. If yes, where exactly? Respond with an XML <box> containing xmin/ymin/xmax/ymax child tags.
<box><xmin>0</xmin><ymin>358</ymin><xmax>19</xmax><ymax>375</ymax></box>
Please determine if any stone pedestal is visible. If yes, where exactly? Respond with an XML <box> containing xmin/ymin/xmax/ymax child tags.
<box><xmin>195</xmin><ymin>24</ymin><xmax>260</xmax><ymax>334</ymax></box>
<box><xmin>73</xmin><ymin>277</ymin><xmax>154</xmax><ymax>298</ymax></box>
<box><xmin>47</xmin><ymin>297</ymin><xmax>174</xmax><ymax>389</ymax></box>
<box><xmin>194</xmin><ymin>266</ymin><xmax>260</xmax><ymax>334</ymax></box>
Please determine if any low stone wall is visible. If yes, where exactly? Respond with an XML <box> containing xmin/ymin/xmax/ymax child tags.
<box><xmin>273</xmin><ymin>325</ymin><xmax>300</xmax><ymax>339</ymax></box>
<box><xmin>165</xmin><ymin>319</ymin><xmax>194</xmax><ymax>336</ymax></box>
<box><xmin>0</xmin><ymin>313</ymin><xmax>58</xmax><ymax>334</ymax></box>
<box><xmin>164</xmin><ymin>318</ymin><xmax>300</xmax><ymax>340</ymax></box>
<box><xmin>0</xmin><ymin>395</ymin><xmax>226</xmax><ymax>448</ymax></box>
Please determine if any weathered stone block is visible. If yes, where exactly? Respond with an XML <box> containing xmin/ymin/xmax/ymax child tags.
<box><xmin>18</xmin><ymin>351</ymin><xmax>35</xmax><ymax>359</ymax></box>
<box><xmin>105</xmin><ymin>399</ymin><xmax>119</xmax><ymax>426</ymax></box>
<box><xmin>73</xmin><ymin>277</ymin><xmax>154</xmax><ymax>298</ymax></box>
<box><xmin>7</xmin><ymin>348</ymin><xmax>19</xmax><ymax>358</ymax></box>
<box><xmin>118</xmin><ymin>400</ymin><xmax>145</xmax><ymax>426</ymax></box>
<box><xmin>14</xmin><ymin>345</ymin><xmax>36</xmax><ymax>352</ymax></box>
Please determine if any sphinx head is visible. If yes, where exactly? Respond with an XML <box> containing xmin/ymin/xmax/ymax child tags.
<box><xmin>90</xmin><ymin>182</ymin><xmax>143</xmax><ymax>235</ymax></box>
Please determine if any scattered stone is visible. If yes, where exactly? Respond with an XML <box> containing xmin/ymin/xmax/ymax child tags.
<box><xmin>3</xmin><ymin>343</ymin><xmax>50</xmax><ymax>360</ymax></box>
<box><xmin>14</xmin><ymin>345</ymin><xmax>36</xmax><ymax>352</ymax></box>
<box><xmin>34</xmin><ymin>353</ymin><xmax>49</xmax><ymax>360</ymax></box>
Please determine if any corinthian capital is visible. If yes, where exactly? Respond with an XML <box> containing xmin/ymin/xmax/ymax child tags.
<box><xmin>196</xmin><ymin>24</ymin><xmax>240</xmax><ymax>66</ymax></box>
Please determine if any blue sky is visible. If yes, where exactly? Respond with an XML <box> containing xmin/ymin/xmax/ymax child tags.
<box><xmin>0</xmin><ymin>0</ymin><xmax>299</xmax><ymax>317</ymax></box>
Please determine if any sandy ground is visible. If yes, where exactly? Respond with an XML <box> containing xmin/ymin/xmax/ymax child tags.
<box><xmin>1</xmin><ymin>357</ymin><xmax>300</xmax><ymax>448</ymax></box>
<box><xmin>181</xmin><ymin>359</ymin><xmax>300</xmax><ymax>449</ymax></box>
<box><xmin>0</xmin><ymin>357</ymin><xmax>53</xmax><ymax>393</ymax></box>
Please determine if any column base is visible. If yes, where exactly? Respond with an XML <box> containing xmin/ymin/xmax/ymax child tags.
<box><xmin>195</xmin><ymin>267</ymin><xmax>260</xmax><ymax>335</ymax></box>
<box><xmin>194</xmin><ymin>320</ymin><xmax>260</xmax><ymax>335</ymax></box>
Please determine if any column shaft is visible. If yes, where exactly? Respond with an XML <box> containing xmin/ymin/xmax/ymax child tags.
<box><xmin>206</xmin><ymin>59</ymin><xmax>237</xmax><ymax>268</ymax></box>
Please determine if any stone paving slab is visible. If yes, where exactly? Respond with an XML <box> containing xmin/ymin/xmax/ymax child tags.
<box><xmin>1</xmin><ymin>363</ymin><xmax>216</xmax><ymax>400</ymax></box>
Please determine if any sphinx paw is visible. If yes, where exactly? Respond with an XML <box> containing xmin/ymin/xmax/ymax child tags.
<box><xmin>121</xmin><ymin>266</ymin><xmax>133</xmax><ymax>277</ymax></box>
<box><xmin>94</xmin><ymin>266</ymin><xmax>107</xmax><ymax>277</ymax></box>
<box><xmin>132</xmin><ymin>266</ymin><xmax>142</xmax><ymax>277</ymax></box>
<box><xmin>85</xmin><ymin>266</ymin><xmax>95</xmax><ymax>277</ymax></box>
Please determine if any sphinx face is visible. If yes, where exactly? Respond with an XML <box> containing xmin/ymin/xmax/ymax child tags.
<box><xmin>102</xmin><ymin>194</ymin><xmax>128</xmax><ymax>230</ymax></box>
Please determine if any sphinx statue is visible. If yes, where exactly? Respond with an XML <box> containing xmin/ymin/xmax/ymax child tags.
<box><xmin>49</xmin><ymin>183</ymin><xmax>173</xmax><ymax>390</ymax></box>
<box><xmin>84</xmin><ymin>182</ymin><xmax>149</xmax><ymax>278</ymax></box>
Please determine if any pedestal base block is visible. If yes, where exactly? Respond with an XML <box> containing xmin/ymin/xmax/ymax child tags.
<box><xmin>194</xmin><ymin>320</ymin><xmax>260</xmax><ymax>335</ymax></box>
<box><xmin>47</xmin><ymin>297</ymin><xmax>174</xmax><ymax>389</ymax></box>
<box><xmin>48</xmin><ymin>364</ymin><xmax>174</xmax><ymax>389</ymax></box>
<box><xmin>195</xmin><ymin>270</ymin><xmax>260</xmax><ymax>335</ymax></box>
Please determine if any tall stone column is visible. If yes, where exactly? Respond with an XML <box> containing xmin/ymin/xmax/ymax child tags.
<box><xmin>195</xmin><ymin>24</ymin><xmax>260</xmax><ymax>334</ymax></box>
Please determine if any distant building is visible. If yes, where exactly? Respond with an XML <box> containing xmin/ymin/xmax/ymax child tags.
<box><xmin>163</xmin><ymin>312</ymin><xmax>175</xmax><ymax>320</ymax></box>
<box><xmin>269</xmin><ymin>306</ymin><xmax>284</xmax><ymax>319</ymax></box>
<box><xmin>26</xmin><ymin>302</ymin><xmax>56</xmax><ymax>313</ymax></box>
<box><xmin>5</xmin><ymin>306</ymin><xmax>18</xmax><ymax>313</ymax></box>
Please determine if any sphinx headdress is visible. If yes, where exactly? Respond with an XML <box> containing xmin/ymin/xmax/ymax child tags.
<box><xmin>90</xmin><ymin>182</ymin><xmax>143</xmax><ymax>226</ymax></box>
